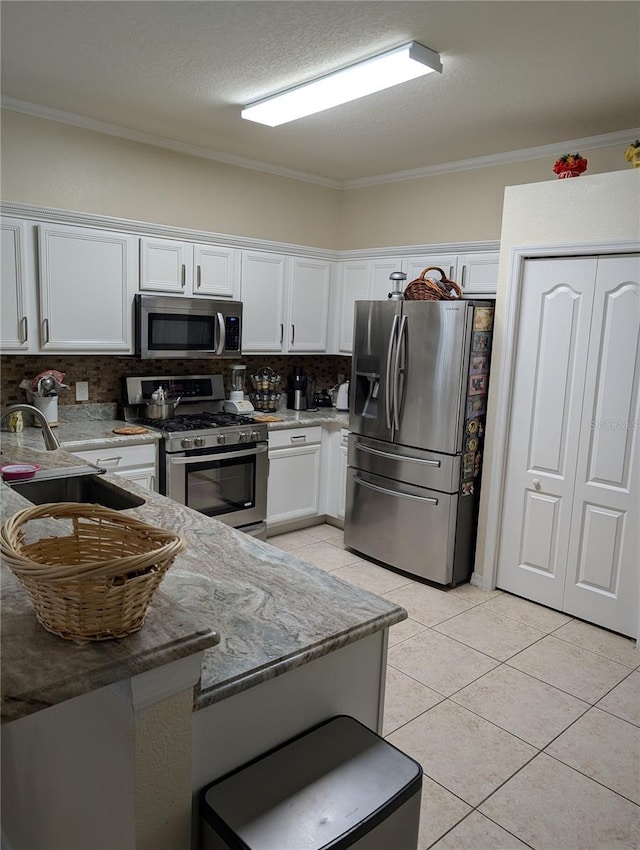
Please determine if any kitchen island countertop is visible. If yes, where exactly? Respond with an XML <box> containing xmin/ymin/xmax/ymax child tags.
<box><xmin>1</xmin><ymin>442</ymin><xmax>405</xmax><ymax>723</ymax></box>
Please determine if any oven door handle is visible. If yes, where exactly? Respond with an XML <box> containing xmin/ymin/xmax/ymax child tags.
<box><xmin>168</xmin><ymin>444</ymin><xmax>268</xmax><ymax>465</ymax></box>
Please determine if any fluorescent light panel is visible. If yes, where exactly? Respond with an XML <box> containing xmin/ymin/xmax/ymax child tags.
<box><xmin>242</xmin><ymin>42</ymin><xmax>442</xmax><ymax>127</ymax></box>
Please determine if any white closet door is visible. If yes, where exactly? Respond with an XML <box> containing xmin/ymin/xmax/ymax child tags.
<box><xmin>562</xmin><ymin>255</ymin><xmax>639</xmax><ymax>636</ymax></box>
<box><xmin>497</xmin><ymin>257</ymin><xmax>597</xmax><ymax>609</ymax></box>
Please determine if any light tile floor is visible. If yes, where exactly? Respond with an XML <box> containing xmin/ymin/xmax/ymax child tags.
<box><xmin>268</xmin><ymin>523</ymin><xmax>640</xmax><ymax>850</ymax></box>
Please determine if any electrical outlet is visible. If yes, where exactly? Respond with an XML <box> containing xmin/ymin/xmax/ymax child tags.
<box><xmin>75</xmin><ymin>381</ymin><xmax>89</xmax><ymax>402</ymax></box>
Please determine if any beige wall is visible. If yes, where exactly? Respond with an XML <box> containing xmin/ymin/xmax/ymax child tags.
<box><xmin>0</xmin><ymin>110</ymin><xmax>342</xmax><ymax>250</ymax></box>
<box><xmin>1</xmin><ymin>108</ymin><xmax>630</xmax><ymax>253</ymax></box>
<box><xmin>475</xmin><ymin>169</ymin><xmax>640</xmax><ymax>584</ymax></box>
<box><xmin>339</xmin><ymin>146</ymin><xmax>628</xmax><ymax>250</ymax></box>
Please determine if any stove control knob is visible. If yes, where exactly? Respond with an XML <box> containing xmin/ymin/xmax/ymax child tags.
<box><xmin>194</xmin><ymin>436</ymin><xmax>205</xmax><ymax>448</ymax></box>
<box><xmin>181</xmin><ymin>438</ymin><xmax>192</xmax><ymax>449</ymax></box>
<box><xmin>217</xmin><ymin>434</ymin><xmax>227</xmax><ymax>445</ymax></box>
<box><xmin>250</xmin><ymin>431</ymin><xmax>261</xmax><ymax>442</ymax></box>
<box><xmin>238</xmin><ymin>432</ymin><xmax>249</xmax><ymax>442</ymax></box>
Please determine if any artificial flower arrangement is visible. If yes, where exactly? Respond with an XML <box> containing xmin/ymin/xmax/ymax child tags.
<box><xmin>624</xmin><ymin>140</ymin><xmax>640</xmax><ymax>168</ymax></box>
<box><xmin>553</xmin><ymin>153</ymin><xmax>588</xmax><ymax>178</ymax></box>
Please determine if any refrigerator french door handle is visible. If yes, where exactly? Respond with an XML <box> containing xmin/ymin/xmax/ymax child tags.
<box><xmin>354</xmin><ymin>441</ymin><xmax>441</xmax><ymax>466</ymax></box>
<box><xmin>393</xmin><ymin>315</ymin><xmax>408</xmax><ymax>430</ymax></box>
<box><xmin>385</xmin><ymin>315</ymin><xmax>399</xmax><ymax>430</ymax></box>
<box><xmin>353</xmin><ymin>474</ymin><xmax>439</xmax><ymax>505</ymax></box>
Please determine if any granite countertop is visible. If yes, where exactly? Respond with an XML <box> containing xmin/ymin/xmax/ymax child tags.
<box><xmin>0</xmin><ymin>409</ymin><xmax>349</xmax><ymax>453</ymax></box>
<box><xmin>1</xmin><ymin>442</ymin><xmax>405</xmax><ymax>722</ymax></box>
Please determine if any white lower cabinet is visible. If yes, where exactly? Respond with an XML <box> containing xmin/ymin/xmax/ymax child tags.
<box><xmin>71</xmin><ymin>443</ymin><xmax>158</xmax><ymax>492</ymax></box>
<box><xmin>322</xmin><ymin>426</ymin><xmax>349</xmax><ymax>521</ymax></box>
<box><xmin>267</xmin><ymin>427</ymin><xmax>322</xmax><ymax>527</ymax></box>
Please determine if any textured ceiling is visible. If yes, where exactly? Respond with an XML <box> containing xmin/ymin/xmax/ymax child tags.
<box><xmin>1</xmin><ymin>1</ymin><xmax>639</xmax><ymax>184</ymax></box>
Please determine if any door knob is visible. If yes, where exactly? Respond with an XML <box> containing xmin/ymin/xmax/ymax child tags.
<box><xmin>532</xmin><ymin>479</ymin><xmax>542</xmax><ymax>490</ymax></box>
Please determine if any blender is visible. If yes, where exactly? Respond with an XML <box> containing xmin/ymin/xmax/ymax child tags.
<box><xmin>224</xmin><ymin>365</ymin><xmax>254</xmax><ymax>415</ymax></box>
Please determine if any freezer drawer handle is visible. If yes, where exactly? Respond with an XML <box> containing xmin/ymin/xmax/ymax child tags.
<box><xmin>354</xmin><ymin>442</ymin><xmax>441</xmax><ymax>467</ymax></box>
<box><xmin>354</xmin><ymin>475</ymin><xmax>439</xmax><ymax>505</ymax></box>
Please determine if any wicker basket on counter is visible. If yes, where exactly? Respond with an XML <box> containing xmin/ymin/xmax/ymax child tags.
<box><xmin>404</xmin><ymin>266</ymin><xmax>463</xmax><ymax>301</ymax></box>
<box><xmin>0</xmin><ymin>502</ymin><xmax>186</xmax><ymax>642</ymax></box>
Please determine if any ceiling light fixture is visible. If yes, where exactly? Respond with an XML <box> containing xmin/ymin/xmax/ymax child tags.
<box><xmin>241</xmin><ymin>41</ymin><xmax>442</xmax><ymax>127</ymax></box>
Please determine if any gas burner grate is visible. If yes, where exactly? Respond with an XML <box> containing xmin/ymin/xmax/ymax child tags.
<box><xmin>137</xmin><ymin>412</ymin><xmax>257</xmax><ymax>432</ymax></box>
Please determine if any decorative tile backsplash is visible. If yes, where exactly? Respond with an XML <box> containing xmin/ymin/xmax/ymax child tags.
<box><xmin>0</xmin><ymin>354</ymin><xmax>352</xmax><ymax>408</ymax></box>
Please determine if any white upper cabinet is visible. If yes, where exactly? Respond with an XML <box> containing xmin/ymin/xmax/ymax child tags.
<box><xmin>241</xmin><ymin>251</ymin><xmax>332</xmax><ymax>353</ymax></box>
<box><xmin>286</xmin><ymin>256</ymin><xmax>331</xmax><ymax>352</ymax></box>
<box><xmin>38</xmin><ymin>223</ymin><xmax>137</xmax><ymax>352</ymax></box>
<box><xmin>457</xmin><ymin>252</ymin><xmax>499</xmax><ymax>296</ymax></box>
<box><xmin>334</xmin><ymin>258</ymin><xmax>405</xmax><ymax>354</ymax></box>
<box><xmin>140</xmin><ymin>237</ymin><xmax>240</xmax><ymax>299</ymax></box>
<box><xmin>241</xmin><ymin>251</ymin><xmax>287</xmax><ymax>352</ymax></box>
<box><xmin>405</xmin><ymin>254</ymin><xmax>459</xmax><ymax>288</ymax></box>
<box><xmin>1</xmin><ymin>218</ymin><xmax>35</xmax><ymax>352</ymax></box>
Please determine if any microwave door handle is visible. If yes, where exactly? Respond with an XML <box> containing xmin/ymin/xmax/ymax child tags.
<box><xmin>393</xmin><ymin>315</ymin><xmax>408</xmax><ymax>430</ymax></box>
<box><xmin>385</xmin><ymin>314</ymin><xmax>398</xmax><ymax>430</ymax></box>
<box><xmin>214</xmin><ymin>312</ymin><xmax>226</xmax><ymax>355</ymax></box>
<box><xmin>169</xmin><ymin>444</ymin><xmax>268</xmax><ymax>465</ymax></box>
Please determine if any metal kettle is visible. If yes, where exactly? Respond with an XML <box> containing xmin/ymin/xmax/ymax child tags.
<box><xmin>336</xmin><ymin>381</ymin><xmax>349</xmax><ymax>411</ymax></box>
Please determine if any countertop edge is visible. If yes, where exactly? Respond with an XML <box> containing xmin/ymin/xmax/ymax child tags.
<box><xmin>194</xmin><ymin>608</ymin><xmax>405</xmax><ymax>711</ymax></box>
<box><xmin>1</xmin><ymin>615</ymin><xmax>220</xmax><ymax>725</ymax></box>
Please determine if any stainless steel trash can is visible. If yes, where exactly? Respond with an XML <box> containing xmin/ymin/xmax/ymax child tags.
<box><xmin>200</xmin><ymin>715</ymin><xmax>422</xmax><ymax>850</ymax></box>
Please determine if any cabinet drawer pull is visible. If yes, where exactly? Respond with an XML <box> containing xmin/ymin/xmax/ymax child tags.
<box><xmin>97</xmin><ymin>456</ymin><xmax>122</xmax><ymax>466</ymax></box>
<box><xmin>290</xmin><ymin>434</ymin><xmax>307</xmax><ymax>442</ymax></box>
<box><xmin>20</xmin><ymin>316</ymin><xmax>28</xmax><ymax>344</ymax></box>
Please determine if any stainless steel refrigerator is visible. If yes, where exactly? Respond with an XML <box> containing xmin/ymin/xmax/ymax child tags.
<box><xmin>344</xmin><ymin>299</ymin><xmax>494</xmax><ymax>586</ymax></box>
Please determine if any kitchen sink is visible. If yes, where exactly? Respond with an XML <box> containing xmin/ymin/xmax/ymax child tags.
<box><xmin>9</xmin><ymin>473</ymin><xmax>145</xmax><ymax>511</ymax></box>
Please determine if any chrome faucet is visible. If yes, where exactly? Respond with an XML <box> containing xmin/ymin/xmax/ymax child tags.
<box><xmin>1</xmin><ymin>404</ymin><xmax>61</xmax><ymax>450</ymax></box>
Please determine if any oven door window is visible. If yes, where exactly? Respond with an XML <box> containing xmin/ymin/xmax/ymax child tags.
<box><xmin>185</xmin><ymin>454</ymin><xmax>255</xmax><ymax>517</ymax></box>
<box><xmin>148</xmin><ymin>312</ymin><xmax>216</xmax><ymax>352</ymax></box>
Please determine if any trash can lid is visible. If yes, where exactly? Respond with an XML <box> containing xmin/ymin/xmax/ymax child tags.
<box><xmin>200</xmin><ymin>715</ymin><xmax>422</xmax><ymax>850</ymax></box>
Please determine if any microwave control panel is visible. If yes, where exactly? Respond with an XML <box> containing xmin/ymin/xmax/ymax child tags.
<box><xmin>225</xmin><ymin>316</ymin><xmax>241</xmax><ymax>351</ymax></box>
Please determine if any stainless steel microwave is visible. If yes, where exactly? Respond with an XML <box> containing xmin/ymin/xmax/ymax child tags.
<box><xmin>134</xmin><ymin>294</ymin><xmax>242</xmax><ymax>359</ymax></box>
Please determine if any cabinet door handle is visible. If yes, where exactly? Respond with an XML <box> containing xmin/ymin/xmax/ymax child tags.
<box><xmin>96</xmin><ymin>456</ymin><xmax>122</xmax><ymax>466</ymax></box>
<box><xmin>291</xmin><ymin>324</ymin><xmax>295</xmax><ymax>346</ymax></box>
<box><xmin>181</xmin><ymin>264</ymin><xmax>186</xmax><ymax>288</ymax></box>
<box><xmin>449</xmin><ymin>265</ymin><xmax>455</xmax><ymax>280</ymax></box>
<box><xmin>196</xmin><ymin>265</ymin><xmax>201</xmax><ymax>290</ymax></box>
<box><xmin>41</xmin><ymin>318</ymin><xmax>49</xmax><ymax>345</ymax></box>
<box><xmin>460</xmin><ymin>265</ymin><xmax>467</xmax><ymax>288</ymax></box>
<box><xmin>280</xmin><ymin>323</ymin><xmax>284</xmax><ymax>345</ymax></box>
<box><xmin>20</xmin><ymin>316</ymin><xmax>28</xmax><ymax>344</ymax></box>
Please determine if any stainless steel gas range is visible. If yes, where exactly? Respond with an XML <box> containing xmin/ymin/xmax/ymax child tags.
<box><xmin>122</xmin><ymin>374</ymin><xmax>269</xmax><ymax>539</ymax></box>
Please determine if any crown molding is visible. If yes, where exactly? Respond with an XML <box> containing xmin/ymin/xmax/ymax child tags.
<box><xmin>3</xmin><ymin>97</ymin><xmax>638</xmax><ymax>191</ymax></box>
<box><xmin>0</xmin><ymin>200</ymin><xmax>500</xmax><ymax>260</ymax></box>
<box><xmin>0</xmin><ymin>97</ymin><xmax>342</xmax><ymax>190</ymax></box>
<box><xmin>0</xmin><ymin>200</ymin><xmax>339</xmax><ymax>260</ymax></box>
<box><xmin>342</xmin><ymin>128</ymin><xmax>640</xmax><ymax>188</ymax></box>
